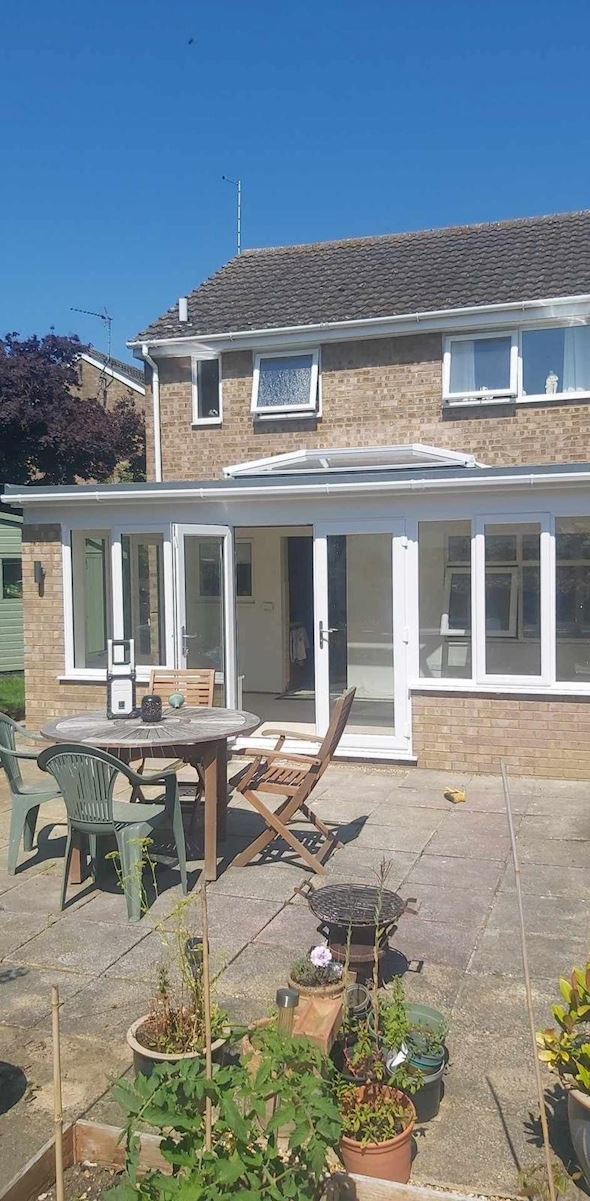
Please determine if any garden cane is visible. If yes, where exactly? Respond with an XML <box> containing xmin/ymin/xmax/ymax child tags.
<box><xmin>51</xmin><ymin>984</ymin><xmax>65</xmax><ymax>1201</ymax></box>
<box><xmin>201</xmin><ymin>883</ymin><xmax>213</xmax><ymax>1151</ymax></box>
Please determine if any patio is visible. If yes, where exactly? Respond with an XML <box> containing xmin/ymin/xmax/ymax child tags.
<box><xmin>1</xmin><ymin>758</ymin><xmax>589</xmax><ymax>1195</ymax></box>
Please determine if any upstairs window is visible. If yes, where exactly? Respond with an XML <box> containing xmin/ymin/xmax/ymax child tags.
<box><xmin>252</xmin><ymin>350</ymin><xmax>319</xmax><ymax>417</ymax></box>
<box><xmin>192</xmin><ymin>357</ymin><xmax>221</xmax><ymax>424</ymax></box>
<box><xmin>444</xmin><ymin>322</ymin><xmax>590</xmax><ymax>404</ymax></box>
<box><xmin>444</xmin><ymin>333</ymin><xmax>517</xmax><ymax>402</ymax></box>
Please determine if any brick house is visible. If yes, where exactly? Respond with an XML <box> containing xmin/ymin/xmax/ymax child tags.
<box><xmin>8</xmin><ymin>209</ymin><xmax>590</xmax><ymax>777</ymax></box>
<box><xmin>77</xmin><ymin>348</ymin><xmax>146</xmax><ymax>413</ymax></box>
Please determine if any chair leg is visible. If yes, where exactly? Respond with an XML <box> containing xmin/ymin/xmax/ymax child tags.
<box><xmin>23</xmin><ymin>805</ymin><xmax>40</xmax><ymax>852</ymax></box>
<box><xmin>60</xmin><ymin>828</ymin><xmax>74</xmax><ymax>910</ymax></box>
<box><xmin>117</xmin><ymin>831</ymin><xmax>143</xmax><ymax>923</ymax></box>
<box><xmin>233</xmin><ymin>788</ymin><xmax>328</xmax><ymax>874</ymax></box>
<box><xmin>171</xmin><ymin>798</ymin><xmax>188</xmax><ymax>896</ymax></box>
<box><xmin>7</xmin><ymin>803</ymin><xmax>27</xmax><ymax>874</ymax></box>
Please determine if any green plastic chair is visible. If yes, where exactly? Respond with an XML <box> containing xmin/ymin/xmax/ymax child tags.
<box><xmin>37</xmin><ymin>743</ymin><xmax>188</xmax><ymax>922</ymax></box>
<box><xmin>0</xmin><ymin>712</ymin><xmax>61</xmax><ymax>874</ymax></box>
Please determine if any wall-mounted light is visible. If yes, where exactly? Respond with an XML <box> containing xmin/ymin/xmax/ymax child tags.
<box><xmin>33</xmin><ymin>561</ymin><xmax>45</xmax><ymax>596</ymax></box>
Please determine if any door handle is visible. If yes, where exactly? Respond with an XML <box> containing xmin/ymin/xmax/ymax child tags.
<box><xmin>319</xmin><ymin>621</ymin><xmax>339</xmax><ymax>648</ymax></box>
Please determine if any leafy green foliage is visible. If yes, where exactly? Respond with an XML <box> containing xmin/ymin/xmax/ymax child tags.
<box><xmin>519</xmin><ymin>1156</ymin><xmax>577</xmax><ymax>1201</ymax></box>
<box><xmin>537</xmin><ymin>963</ymin><xmax>590</xmax><ymax>1095</ymax></box>
<box><xmin>290</xmin><ymin>954</ymin><xmax>342</xmax><ymax>988</ymax></box>
<box><xmin>338</xmin><ymin>1082</ymin><xmax>414</xmax><ymax>1147</ymax></box>
<box><xmin>380</xmin><ymin>978</ymin><xmax>410</xmax><ymax>1054</ymax></box>
<box><xmin>107</xmin><ymin>1030</ymin><xmax>341</xmax><ymax>1201</ymax></box>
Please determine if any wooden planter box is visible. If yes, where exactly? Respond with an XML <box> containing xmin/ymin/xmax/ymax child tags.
<box><xmin>0</xmin><ymin>1119</ymin><xmax>484</xmax><ymax>1201</ymax></box>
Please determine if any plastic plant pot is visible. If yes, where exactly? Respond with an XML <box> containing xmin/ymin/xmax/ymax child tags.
<box><xmin>412</xmin><ymin>1061</ymin><xmax>445</xmax><ymax>1122</ymax></box>
<box><xmin>406</xmin><ymin>1002</ymin><xmax>447</xmax><ymax>1073</ymax></box>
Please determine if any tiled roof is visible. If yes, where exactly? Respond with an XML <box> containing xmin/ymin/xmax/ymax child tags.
<box><xmin>136</xmin><ymin>211</ymin><xmax>590</xmax><ymax>343</ymax></box>
<box><xmin>84</xmin><ymin>347</ymin><xmax>145</xmax><ymax>386</ymax></box>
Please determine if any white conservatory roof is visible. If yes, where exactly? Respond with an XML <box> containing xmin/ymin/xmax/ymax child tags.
<box><xmin>223</xmin><ymin>443</ymin><xmax>479</xmax><ymax>478</ymax></box>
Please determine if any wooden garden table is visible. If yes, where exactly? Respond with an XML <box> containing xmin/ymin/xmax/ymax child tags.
<box><xmin>40</xmin><ymin>705</ymin><xmax>259</xmax><ymax>882</ymax></box>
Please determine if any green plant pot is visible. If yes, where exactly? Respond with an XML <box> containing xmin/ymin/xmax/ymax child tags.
<box><xmin>127</xmin><ymin>1015</ymin><xmax>227</xmax><ymax>1078</ymax></box>
<box><xmin>406</xmin><ymin>1002</ymin><xmax>447</xmax><ymax>1073</ymax></box>
<box><xmin>412</xmin><ymin>1061</ymin><xmax>445</xmax><ymax>1122</ymax></box>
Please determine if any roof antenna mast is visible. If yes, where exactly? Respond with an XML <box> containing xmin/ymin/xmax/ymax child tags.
<box><xmin>70</xmin><ymin>306</ymin><xmax>113</xmax><ymax>361</ymax></box>
<box><xmin>222</xmin><ymin>175</ymin><xmax>242</xmax><ymax>255</ymax></box>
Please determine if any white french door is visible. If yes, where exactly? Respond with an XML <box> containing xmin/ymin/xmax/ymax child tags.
<box><xmin>313</xmin><ymin>520</ymin><xmax>410</xmax><ymax>754</ymax></box>
<box><xmin>173</xmin><ymin>524</ymin><xmax>237</xmax><ymax>707</ymax></box>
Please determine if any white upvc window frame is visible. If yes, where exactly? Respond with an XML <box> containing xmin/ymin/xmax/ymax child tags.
<box><xmin>62</xmin><ymin>521</ymin><xmax>175</xmax><ymax>681</ymax></box>
<box><xmin>441</xmin><ymin>565</ymin><xmax>471</xmax><ymax>636</ymax></box>
<box><xmin>473</xmin><ymin>512</ymin><xmax>554</xmax><ymax>687</ymax></box>
<box><xmin>251</xmin><ymin>348</ymin><xmax>320</xmax><ymax>418</ymax></box>
<box><xmin>444</xmin><ymin>320</ymin><xmax>590</xmax><ymax>408</ymax></box>
<box><xmin>443</xmin><ymin>331</ymin><xmax>518</xmax><ymax>404</ymax></box>
<box><xmin>191</xmin><ymin>354</ymin><xmax>222</xmax><ymax>427</ymax></box>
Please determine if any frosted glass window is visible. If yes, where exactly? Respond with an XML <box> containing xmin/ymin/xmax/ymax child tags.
<box><xmin>254</xmin><ymin>353</ymin><xmax>317</xmax><ymax>412</ymax></box>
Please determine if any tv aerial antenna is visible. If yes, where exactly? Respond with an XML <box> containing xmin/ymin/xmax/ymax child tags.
<box><xmin>222</xmin><ymin>175</ymin><xmax>242</xmax><ymax>256</ymax></box>
<box><xmin>70</xmin><ymin>305</ymin><xmax>113</xmax><ymax>360</ymax></box>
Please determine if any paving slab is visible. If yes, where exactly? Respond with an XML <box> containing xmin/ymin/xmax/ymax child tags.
<box><xmin>0</xmin><ymin>911</ymin><xmax>54</xmax><ymax>959</ymax></box>
<box><xmin>323</xmin><ymin>843</ymin><xmax>418</xmax><ymax>887</ymax></box>
<box><xmin>0</xmin><ymin>962</ymin><xmax>89</xmax><ymax>1027</ymax></box>
<box><xmin>252</xmin><ymin>902</ymin><xmax>322</xmax><ymax>951</ymax></box>
<box><xmin>214</xmin><ymin>941</ymin><xmax>295</xmax><ymax>1013</ymax></box>
<box><xmin>404</xmin><ymin>852</ymin><xmax>505</xmax><ymax>892</ymax></box>
<box><xmin>469</xmin><ymin>927</ymin><xmax>588</xmax><ymax>981</ymax></box>
<box><xmin>353</xmin><ymin>807</ymin><xmax>444</xmax><ymax>853</ymax></box>
<box><xmin>0</xmin><ymin>871</ymin><xmax>89</xmax><ymax>916</ymax></box>
<box><xmin>488</xmin><ymin>890</ymin><xmax>590</xmax><ymax>936</ymax></box>
<box><xmin>405</xmin><ymin>881</ymin><xmax>493</xmax><ymax>928</ymax></box>
<box><xmin>451</xmin><ymin>971</ymin><xmax>558</xmax><ymax>1036</ymax></box>
<box><xmin>209</xmin><ymin>860</ymin><xmax>311</xmax><ymax>901</ymax></box>
<box><xmin>399</xmin><ymin>769</ymin><xmax>472</xmax><ymax>791</ymax></box>
<box><xmin>519</xmin><ymin>811</ymin><xmax>590</xmax><ymax>842</ymax></box>
<box><xmin>425</xmin><ymin>809</ymin><xmax>516</xmax><ymax>860</ymax></box>
<box><xmin>391</xmin><ymin>913</ymin><xmax>482</xmax><ymax>972</ymax></box>
<box><xmin>516</xmin><ymin>834</ymin><xmax>590</xmax><ymax>869</ymax></box>
<box><xmin>500</xmin><ymin>859</ymin><xmax>590</xmax><ymax>899</ymax></box>
<box><xmin>397</xmin><ymin>961</ymin><xmax>465</xmax><ymax>1014</ymax></box>
<box><xmin>11</xmin><ymin>917</ymin><xmax>149</xmax><ymax>974</ymax></box>
<box><xmin>38</xmin><ymin>973</ymin><xmax>151</xmax><ymax>1041</ymax></box>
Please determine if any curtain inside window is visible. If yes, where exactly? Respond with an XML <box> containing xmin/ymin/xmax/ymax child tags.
<box><xmin>449</xmin><ymin>340</ymin><xmax>476</xmax><ymax>393</ymax></box>
<box><xmin>563</xmin><ymin>326</ymin><xmax>590</xmax><ymax>392</ymax></box>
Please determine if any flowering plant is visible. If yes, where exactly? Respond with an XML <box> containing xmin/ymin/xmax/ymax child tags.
<box><xmin>290</xmin><ymin>945</ymin><xmax>344</xmax><ymax>989</ymax></box>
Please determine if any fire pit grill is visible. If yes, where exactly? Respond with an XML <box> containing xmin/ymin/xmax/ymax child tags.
<box><xmin>309</xmin><ymin>883</ymin><xmax>407</xmax><ymax>979</ymax></box>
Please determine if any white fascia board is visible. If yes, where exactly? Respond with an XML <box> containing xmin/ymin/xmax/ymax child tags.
<box><xmin>81</xmin><ymin>353</ymin><xmax>146</xmax><ymax>395</ymax></box>
<box><xmin>7</xmin><ymin>467</ymin><xmax>590</xmax><ymax>508</ymax></box>
<box><xmin>127</xmin><ymin>294</ymin><xmax>590</xmax><ymax>357</ymax></box>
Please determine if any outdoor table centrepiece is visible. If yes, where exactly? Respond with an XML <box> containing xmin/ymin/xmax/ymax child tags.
<box><xmin>308</xmin><ymin>882</ymin><xmax>409</xmax><ymax>980</ymax></box>
<box><xmin>40</xmin><ymin>705</ymin><xmax>259</xmax><ymax>882</ymax></box>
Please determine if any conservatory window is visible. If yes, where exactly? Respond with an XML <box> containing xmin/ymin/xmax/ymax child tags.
<box><xmin>71</xmin><ymin>531</ymin><xmax>111</xmax><ymax>669</ymax></box>
<box><xmin>418</xmin><ymin>521</ymin><xmax>472</xmax><ymax>679</ymax></box>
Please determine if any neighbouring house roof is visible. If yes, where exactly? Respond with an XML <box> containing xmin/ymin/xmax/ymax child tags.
<box><xmin>81</xmin><ymin>348</ymin><xmax>145</xmax><ymax>391</ymax></box>
<box><xmin>135</xmin><ymin>211</ymin><xmax>590</xmax><ymax>343</ymax></box>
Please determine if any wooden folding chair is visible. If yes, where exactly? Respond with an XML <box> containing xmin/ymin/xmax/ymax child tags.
<box><xmin>232</xmin><ymin>687</ymin><xmax>356</xmax><ymax>874</ymax></box>
<box><xmin>149</xmin><ymin>668</ymin><xmax>215</xmax><ymax>707</ymax></box>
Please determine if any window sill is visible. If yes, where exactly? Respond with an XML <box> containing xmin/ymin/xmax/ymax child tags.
<box><xmin>411</xmin><ymin>678</ymin><xmax>590</xmax><ymax>698</ymax></box>
<box><xmin>192</xmin><ymin>419</ymin><xmax>223</xmax><ymax>428</ymax></box>
<box><xmin>444</xmin><ymin>391</ymin><xmax>590</xmax><ymax>409</ymax></box>
<box><xmin>252</xmin><ymin>409</ymin><xmax>319</xmax><ymax>421</ymax></box>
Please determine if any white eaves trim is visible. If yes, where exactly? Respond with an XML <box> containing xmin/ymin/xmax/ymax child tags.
<box><xmin>127</xmin><ymin>294</ymin><xmax>590</xmax><ymax>357</ymax></box>
<box><xmin>223</xmin><ymin>443</ymin><xmax>479</xmax><ymax>478</ymax></box>
<box><xmin>81</xmin><ymin>353</ymin><xmax>146</xmax><ymax>395</ymax></box>
<box><xmin>7</xmin><ymin>466</ymin><xmax>590</xmax><ymax>507</ymax></box>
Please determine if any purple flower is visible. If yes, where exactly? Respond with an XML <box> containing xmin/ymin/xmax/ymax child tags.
<box><xmin>310</xmin><ymin>945</ymin><xmax>332</xmax><ymax>968</ymax></box>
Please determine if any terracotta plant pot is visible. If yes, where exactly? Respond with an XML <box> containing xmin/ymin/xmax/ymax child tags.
<box><xmin>340</xmin><ymin>1086</ymin><xmax>415</xmax><ymax>1183</ymax></box>
<box><xmin>568</xmin><ymin>1088</ymin><xmax>590</xmax><ymax>1189</ymax></box>
<box><xmin>127</xmin><ymin>1015</ymin><xmax>227</xmax><ymax>1078</ymax></box>
<box><xmin>288</xmin><ymin>973</ymin><xmax>345</xmax><ymax>1000</ymax></box>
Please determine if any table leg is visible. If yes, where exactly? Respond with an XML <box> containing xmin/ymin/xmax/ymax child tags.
<box><xmin>216</xmin><ymin>740</ymin><xmax>228</xmax><ymax>840</ymax></box>
<box><xmin>203</xmin><ymin>742</ymin><xmax>219</xmax><ymax>882</ymax></box>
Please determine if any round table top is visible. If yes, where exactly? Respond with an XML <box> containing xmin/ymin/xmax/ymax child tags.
<box><xmin>41</xmin><ymin>706</ymin><xmax>260</xmax><ymax>752</ymax></box>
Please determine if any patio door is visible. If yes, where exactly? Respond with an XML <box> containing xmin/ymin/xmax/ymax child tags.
<box><xmin>313</xmin><ymin>521</ymin><xmax>410</xmax><ymax>754</ymax></box>
<box><xmin>173</xmin><ymin>524</ymin><xmax>237</xmax><ymax>706</ymax></box>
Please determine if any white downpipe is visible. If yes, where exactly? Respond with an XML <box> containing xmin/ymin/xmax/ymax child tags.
<box><xmin>142</xmin><ymin>344</ymin><xmax>162</xmax><ymax>482</ymax></box>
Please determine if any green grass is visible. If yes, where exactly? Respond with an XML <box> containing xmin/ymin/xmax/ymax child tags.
<box><xmin>0</xmin><ymin>673</ymin><xmax>25</xmax><ymax>720</ymax></box>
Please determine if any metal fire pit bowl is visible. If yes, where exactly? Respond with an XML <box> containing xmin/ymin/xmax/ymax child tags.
<box><xmin>308</xmin><ymin>883</ymin><xmax>408</xmax><ymax>979</ymax></box>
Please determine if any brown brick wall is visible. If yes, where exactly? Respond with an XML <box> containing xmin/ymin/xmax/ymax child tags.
<box><xmin>412</xmin><ymin>691</ymin><xmax>590</xmax><ymax>778</ymax></box>
<box><xmin>147</xmin><ymin>333</ymin><xmax>590</xmax><ymax>481</ymax></box>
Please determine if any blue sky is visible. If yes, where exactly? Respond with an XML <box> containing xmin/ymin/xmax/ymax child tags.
<box><xmin>1</xmin><ymin>0</ymin><xmax>589</xmax><ymax>360</ymax></box>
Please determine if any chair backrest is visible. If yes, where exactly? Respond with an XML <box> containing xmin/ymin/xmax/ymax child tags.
<box><xmin>149</xmin><ymin>669</ymin><xmax>215</xmax><ymax>708</ymax></box>
<box><xmin>316</xmin><ymin>687</ymin><xmax>357</xmax><ymax>776</ymax></box>
<box><xmin>0</xmin><ymin>712</ymin><xmax>27</xmax><ymax>793</ymax></box>
<box><xmin>37</xmin><ymin>743</ymin><xmax>124</xmax><ymax>828</ymax></box>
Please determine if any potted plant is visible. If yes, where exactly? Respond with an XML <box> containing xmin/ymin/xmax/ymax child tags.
<box><xmin>406</xmin><ymin>1003</ymin><xmax>448</xmax><ymax>1073</ymax></box>
<box><xmin>380</xmin><ymin>981</ymin><xmax>447</xmax><ymax>1121</ymax></box>
<box><xmin>338</xmin><ymin>1079</ymin><xmax>416</xmax><ymax>1182</ymax></box>
<box><xmin>537</xmin><ymin>962</ymin><xmax>590</xmax><ymax>1188</ymax></box>
<box><xmin>289</xmin><ymin>944</ymin><xmax>345</xmax><ymax>998</ymax></box>
<box><xmin>109</xmin><ymin>1030</ymin><xmax>342</xmax><ymax>1201</ymax></box>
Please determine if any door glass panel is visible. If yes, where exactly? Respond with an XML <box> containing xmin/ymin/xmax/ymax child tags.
<box><xmin>484</xmin><ymin>522</ymin><xmax>541</xmax><ymax>675</ymax></box>
<box><xmin>183</xmin><ymin>535</ymin><xmax>224</xmax><ymax>683</ymax></box>
<box><xmin>122</xmin><ymin>534</ymin><xmax>164</xmax><ymax>665</ymax></box>
<box><xmin>327</xmin><ymin>533</ymin><xmax>394</xmax><ymax>735</ymax></box>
